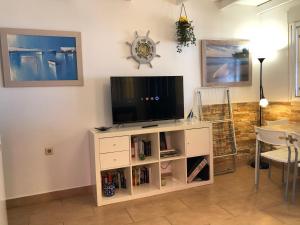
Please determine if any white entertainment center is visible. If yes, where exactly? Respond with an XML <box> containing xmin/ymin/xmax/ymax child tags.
<box><xmin>89</xmin><ymin>121</ymin><xmax>213</xmax><ymax>206</ymax></box>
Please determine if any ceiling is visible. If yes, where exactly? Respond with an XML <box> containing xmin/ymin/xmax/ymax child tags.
<box><xmin>211</xmin><ymin>0</ymin><xmax>271</xmax><ymax>7</ymax></box>
<box><xmin>210</xmin><ymin>0</ymin><xmax>295</xmax><ymax>13</ymax></box>
<box><xmin>236</xmin><ymin>0</ymin><xmax>270</xmax><ymax>6</ymax></box>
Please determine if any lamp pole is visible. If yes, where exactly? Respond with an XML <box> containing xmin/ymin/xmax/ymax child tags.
<box><xmin>258</xmin><ymin>57</ymin><xmax>269</xmax><ymax>169</ymax></box>
<box><xmin>251</xmin><ymin>57</ymin><xmax>269</xmax><ymax>169</ymax></box>
<box><xmin>258</xmin><ymin>58</ymin><xmax>265</xmax><ymax>127</ymax></box>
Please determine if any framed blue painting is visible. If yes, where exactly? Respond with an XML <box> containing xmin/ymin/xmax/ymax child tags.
<box><xmin>0</xmin><ymin>28</ymin><xmax>83</xmax><ymax>87</ymax></box>
<box><xmin>201</xmin><ymin>40</ymin><xmax>252</xmax><ymax>87</ymax></box>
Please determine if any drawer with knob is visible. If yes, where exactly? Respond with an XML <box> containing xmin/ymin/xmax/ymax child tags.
<box><xmin>100</xmin><ymin>150</ymin><xmax>130</xmax><ymax>170</ymax></box>
<box><xmin>99</xmin><ymin>136</ymin><xmax>130</xmax><ymax>154</ymax></box>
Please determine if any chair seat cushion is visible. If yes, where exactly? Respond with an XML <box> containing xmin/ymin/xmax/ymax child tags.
<box><xmin>261</xmin><ymin>148</ymin><xmax>296</xmax><ymax>163</ymax></box>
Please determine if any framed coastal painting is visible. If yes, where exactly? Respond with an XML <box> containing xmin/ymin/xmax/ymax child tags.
<box><xmin>0</xmin><ymin>28</ymin><xmax>83</xmax><ymax>87</ymax></box>
<box><xmin>201</xmin><ymin>40</ymin><xmax>251</xmax><ymax>87</ymax></box>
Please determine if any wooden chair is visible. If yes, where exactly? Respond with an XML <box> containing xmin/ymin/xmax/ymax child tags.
<box><xmin>265</xmin><ymin>119</ymin><xmax>290</xmax><ymax>179</ymax></box>
<box><xmin>291</xmin><ymin>133</ymin><xmax>300</xmax><ymax>202</ymax></box>
<box><xmin>255</xmin><ymin>127</ymin><xmax>295</xmax><ymax>200</ymax></box>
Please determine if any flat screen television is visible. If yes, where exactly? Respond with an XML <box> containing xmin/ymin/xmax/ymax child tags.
<box><xmin>111</xmin><ymin>76</ymin><xmax>184</xmax><ymax>124</ymax></box>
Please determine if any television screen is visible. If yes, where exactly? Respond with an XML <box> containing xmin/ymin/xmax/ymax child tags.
<box><xmin>111</xmin><ymin>76</ymin><xmax>184</xmax><ymax>124</ymax></box>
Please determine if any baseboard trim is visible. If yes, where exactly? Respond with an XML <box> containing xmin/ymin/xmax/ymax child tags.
<box><xmin>6</xmin><ymin>185</ymin><xmax>92</xmax><ymax>209</ymax></box>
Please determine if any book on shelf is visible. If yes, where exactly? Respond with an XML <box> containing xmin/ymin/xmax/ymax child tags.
<box><xmin>160</xmin><ymin>149</ymin><xmax>180</xmax><ymax>158</ymax></box>
<box><xmin>131</xmin><ymin>137</ymin><xmax>136</xmax><ymax>158</ymax></box>
<box><xmin>148</xmin><ymin>167</ymin><xmax>152</xmax><ymax>184</ymax></box>
<box><xmin>101</xmin><ymin>169</ymin><xmax>127</xmax><ymax>190</ymax></box>
<box><xmin>132</xmin><ymin>166</ymin><xmax>151</xmax><ymax>186</ymax></box>
<box><xmin>165</xmin><ymin>132</ymin><xmax>172</xmax><ymax>149</ymax></box>
<box><xmin>143</xmin><ymin>140</ymin><xmax>152</xmax><ymax>156</ymax></box>
<box><xmin>131</xmin><ymin>137</ymin><xmax>139</xmax><ymax>158</ymax></box>
<box><xmin>187</xmin><ymin>158</ymin><xmax>208</xmax><ymax>183</ymax></box>
<box><xmin>160</xmin><ymin>132</ymin><xmax>167</xmax><ymax>150</ymax></box>
<box><xmin>131</xmin><ymin>137</ymin><xmax>152</xmax><ymax>160</ymax></box>
<box><xmin>138</xmin><ymin>141</ymin><xmax>144</xmax><ymax>158</ymax></box>
<box><xmin>160</xmin><ymin>132</ymin><xmax>172</xmax><ymax>150</ymax></box>
<box><xmin>117</xmin><ymin>172</ymin><xmax>121</xmax><ymax>189</ymax></box>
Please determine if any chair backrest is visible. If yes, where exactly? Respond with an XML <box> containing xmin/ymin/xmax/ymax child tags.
<box><xmin>266</xmin><ymin>119</ymin><xmax>289</xmax><ymax>126</ymax></box>
<box><xmin>255</xmin><ymin>127</ymin><xmax>290</xmax><ymax>147</ymax></box>
<box><xmin>291</xmin><ymin>133</ymin><xmax>300</xmax><ymax>150</ymax></box>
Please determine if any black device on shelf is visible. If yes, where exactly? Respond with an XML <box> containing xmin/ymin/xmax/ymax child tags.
<box><xmin>110</xmin><ymin>76</ymin><xmax>184</xmax><ymax>124</ymax></box>
<box><xmin>95</xmin><ymin>127</ymin><xmax>112</xmax><ymax>132</ymax></box>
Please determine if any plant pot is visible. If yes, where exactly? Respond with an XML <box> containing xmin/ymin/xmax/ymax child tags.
<box><xmin>176</xmin><ymin>21</ymin><xmax>196</xmax><ymax>52</ymax></box>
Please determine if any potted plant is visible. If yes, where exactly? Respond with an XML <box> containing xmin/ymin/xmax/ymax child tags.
<box><xmin>176</xmin><ymin>3</ymin><xmax>196</xmax><ymax>53</ymax></box>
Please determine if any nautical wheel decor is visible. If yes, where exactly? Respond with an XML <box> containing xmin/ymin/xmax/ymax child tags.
<box><xmin>126</xmin><ymin>31</ymin><xmax>160</xmax><ymax>69</ymax></box>
<box><xmin>176</xmin><ymin>3</ymin><xmax>196</xmax><ymax>53</ymax></box>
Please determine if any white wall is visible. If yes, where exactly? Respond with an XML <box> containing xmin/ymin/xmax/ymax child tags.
<box><xmin>0</xmin><ymin>0</ymin><xmax>295</xmax><ymax>198</ymax></box>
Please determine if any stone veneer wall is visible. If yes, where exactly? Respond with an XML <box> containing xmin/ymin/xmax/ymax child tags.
<box><xmin>202</xmin><ymin>101</ymin><xmax>300</xmax><ymax>173</ymax></box>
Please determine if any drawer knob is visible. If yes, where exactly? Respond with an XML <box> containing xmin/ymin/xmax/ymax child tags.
<box><xmin>113</xmin><ymin>144</ymin><xmax>116</xmax><ymax>146</ymax></box>
<box><xmin>113</xmin><ymin>159</ymin><xmax>117</xmax><ymax>161</ymax></box>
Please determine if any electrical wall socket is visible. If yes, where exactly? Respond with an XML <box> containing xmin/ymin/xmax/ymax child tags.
<box><xmin>45</xmin><ymin>147</ymin><xmax>54</xmax><ymax>155</ymax></box>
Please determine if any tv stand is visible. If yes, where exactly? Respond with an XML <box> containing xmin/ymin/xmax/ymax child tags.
<box><xmin>89</xmin><ymin>120</ymin><xmax>213</xmax><ymax>206</ymax></box>
<box><xmin>142</xmin><ymin>124</ymin><xmax>158</xmax><ymax>128</ymax></box>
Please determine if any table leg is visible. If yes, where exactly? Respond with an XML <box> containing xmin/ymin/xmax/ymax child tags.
<box><xmin>292</xmin><ymin>150</ymin><xmax>298</xmax><ymax>203</ymax></box>
<box><xmin>255</xmin><ymin>140</ymin><xmax>260</xmax><ymax>190</ymax></box>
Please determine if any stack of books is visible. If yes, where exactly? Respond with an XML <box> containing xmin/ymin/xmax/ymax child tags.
<box><xmin>132</xmin><ymin>167</ymin><xmax>151</xmax><ymax>186</ymax></box>
<box><xmin>131</xmin><ymin>137</ymin><xmax>152</xmax><ymax>160</ymax></box>
<box><xmin>101</xmin><ymin>170</ymin><xmax>127</xmax><ymax>189</ymax></box>
<box><xmin>160</xmin><ymin>149</ymin><xmax>180</xmax><ymax>158</ymax></box>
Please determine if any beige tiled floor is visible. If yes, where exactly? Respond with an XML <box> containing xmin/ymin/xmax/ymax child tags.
<box><xmin>7</xmin><ymin>166</ymin><xmax>300</xmax><ymax>225</ymax></box>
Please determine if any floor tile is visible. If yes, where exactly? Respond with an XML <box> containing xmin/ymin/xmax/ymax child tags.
<box><xmin>210</xmin><ymin>211</ymin><xmax>285</xmax><ymax>225</ymax></box>
<box><xmin>263</xmin><ymin>202</ymin><xmax>300</xmax><ymax>225</ymax></box>
<box><xmin>120</xmin><ymin>217</ymin><xmax>171</xmax><ymax>225</ymax></box>
<box><xmin>29</xmin><ymin>211</ymin><xmax>63</xmax><ymax>225</ymax></box>
<box><xmin>165</xmin><ymin>204</ymin><xmax>233</xmax><ymax>225</ymax></box>
<box><xmin>93</xmin><ymin>206</ymin><xmax>133</xmax><ymax>225</ymax></box>
<box><xmin>7</xmin><ymin>216</ymin><xmax>29</xmax><ymax>225</ymax></box>
<box><xmin>217</xmin><ymin>191</ymin><xmax>284</xmax><ymax>217</ymax></box>
<box><xmin>126</xmin><ymin>199</ymin><xmax>188</xmax><ymax>222</ymax></box>
<box><xmin>6</xmin><ymin>165</ymin><xmax>298</xmax><ymax>225</ymax></box>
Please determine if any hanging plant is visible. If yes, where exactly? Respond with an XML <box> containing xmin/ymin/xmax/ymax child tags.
<box><xmin>176</xmin><ymin>3</ymin><xmax>196</xmax><ymax>53</ymax></box>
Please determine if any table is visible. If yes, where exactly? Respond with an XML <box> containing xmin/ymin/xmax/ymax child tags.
<box><xmin>261</xmin><ymin>122</ymin><xmax>300</xmax><ymax>135</ymax></box>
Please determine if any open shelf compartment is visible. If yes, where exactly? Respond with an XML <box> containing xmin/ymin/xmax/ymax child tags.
<box><xmin>100</xmin><ymin>167</ymin><xmax>132</xmax><ymax>203</ymax></box>
<box><xmin>159</xmin><ymin>130</ymin><xmax>185</xmax><ymax>160</ymax></box>
<box><xmin>131</xmin><ymin>133</ymin><xmax>159</xmax><ymax>165</ymax></box>
<box><xmin>160</xmin><ymin>158</ymin><xmax>186</xmax><ymax>190</ymax></box>
<box><xmin>132</xmin><ymin>162</ymin><xmax>160</xmax><ymax>195</ymax></box>
<box><xmin>186</xmin><ymin>155</ymin><xmax>210</xmax><ymax>184</ymax></box>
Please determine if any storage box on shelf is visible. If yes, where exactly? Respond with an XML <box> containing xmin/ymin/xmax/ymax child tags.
<box><xmin>89</xmin><ymin>121</ymin><xmax>213</xmax><ymax>206</ymax></box>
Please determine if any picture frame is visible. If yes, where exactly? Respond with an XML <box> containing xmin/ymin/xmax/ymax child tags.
<box><xmin>0</xmin><ymin>28</ymin><xmax>83</xmax><ymax>87</ymax></box>
<box><xmin>201</xmin><ymin>40</ymin><xmax>252</xmax><ymax>87</ymax></box>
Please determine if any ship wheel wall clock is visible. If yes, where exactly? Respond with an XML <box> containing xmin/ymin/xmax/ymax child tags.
<box><xmin>126</xmin><ymin>31</ymin><xmax>160</xmax><ymax>69</ymax></box>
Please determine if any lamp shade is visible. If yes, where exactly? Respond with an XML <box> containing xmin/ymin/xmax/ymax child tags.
<box><xmin>259</xmin><ymin>98</ymin><xmax>269</xmax><ymax>108</ymax></box>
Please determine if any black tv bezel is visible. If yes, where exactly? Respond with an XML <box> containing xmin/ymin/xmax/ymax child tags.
<box><xmin>110</xmin><ymin>75</ymin><xmax>184</xmax><ymax>125</ymax></box>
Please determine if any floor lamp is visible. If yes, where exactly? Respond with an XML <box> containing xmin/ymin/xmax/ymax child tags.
<box><xmin>251</xmin><ymin>58</ymin><xmax>269</xmax><ymax>169</ymax></box>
